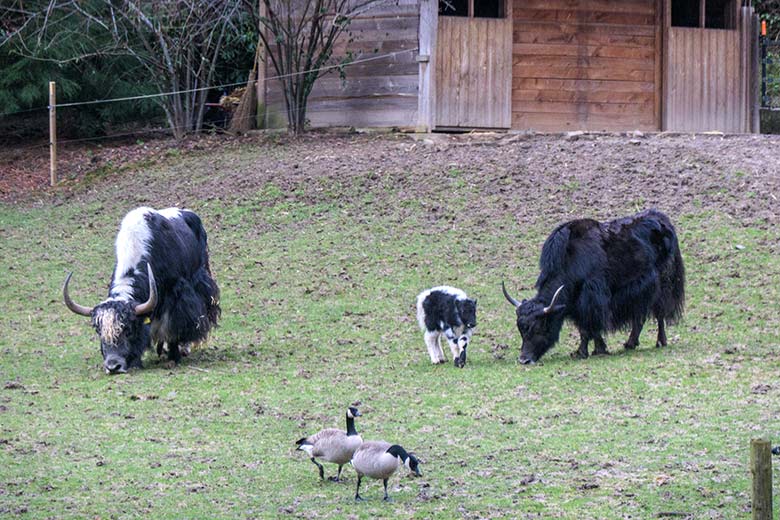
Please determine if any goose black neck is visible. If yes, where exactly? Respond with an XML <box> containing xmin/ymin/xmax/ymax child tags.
<box><xmin>386</xmin><ymin>444</ymin><xmax>409</xmax><ymax>461</ymax></box>
<box><xmin>345</xmin><ymin>413</ymin><xmax>358</xmax><ymax>436</ymax></box>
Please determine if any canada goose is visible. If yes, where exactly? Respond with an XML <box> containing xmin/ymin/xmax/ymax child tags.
<box><xmin>295</xmin><ymin>406</ymin><xmax>362</xmax><ymax>482</ymax></box>
<box><xmin>351</xmin><ymin>441</ymin><xmax>422</xmax><ymax>501</ymax></box>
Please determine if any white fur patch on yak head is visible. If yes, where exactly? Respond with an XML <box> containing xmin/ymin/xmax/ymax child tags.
<box><xmin>91</xmin><ymin>301</ymin><xmax>151</xmax><ymax>374</ymax></box>
<box><xmin>63</xmin><ymin>264</ymin><xmax>157</xmax><ymax>375</ymax></box>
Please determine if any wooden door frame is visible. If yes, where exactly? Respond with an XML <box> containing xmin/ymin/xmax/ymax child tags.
<box><xmin>418</xmin><ymin>0</ymin><xmax>438</xmax><ymax>132</ymax></box>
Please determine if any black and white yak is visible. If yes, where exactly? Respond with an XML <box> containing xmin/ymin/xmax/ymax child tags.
<box><xmin>502</xmin><ymin>209</ymin><xmax>685</xmax><ymax>364</ymax></box>
<box><xmin>416</xmin><ymin>286</ymin><xmax>477</xmax><ymax>368</ymax></box>
<box><xmin>63</xmin><ymin>207</ymin><xmax>220</xmax><ymax>374</ymax></box>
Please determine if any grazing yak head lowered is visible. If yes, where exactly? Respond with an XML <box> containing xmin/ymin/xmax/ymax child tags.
<box><xmin>64</xmin><ymin>266</ymin><xmax>156</xmax><ymax>374</ymax></box>
<box><xmin>503</xmin><ymin>209</ymin><xmax>685</xmax><ymax>365</ymax></box>
<box><xmin>64</xmin><ymin>207</ymin><xmax>221</xmax><ymax>374</ymax></box>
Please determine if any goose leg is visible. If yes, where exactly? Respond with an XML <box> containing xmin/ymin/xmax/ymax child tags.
<box><xmin>355</xmin><ymin>475</ymin><xmax>364</xmax><ymax>501</ymax></box>
<box><xmin>310</xmin><ymin>457</ymin><xmax>324</xmax><ymax>480</ymax></box>
<box><xmin>328</xmin><ymin>465</ymin><xmax>343</xmax><ymax>482</ymax></box>
<box><xmin>382</xmin><ymin>478</ymin><xmax>391</xmax><ymax>501</ymax></box>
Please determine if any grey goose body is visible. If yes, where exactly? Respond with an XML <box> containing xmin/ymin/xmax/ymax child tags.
<box><xmin>295</xmin><ymin>406</ymin><xmax>362</xmax><ymax>482</ymax></box>
<box><xmin>351</xmin><ymin>441</ymin><xmax>421</xmax><ymax>501</ymax></box>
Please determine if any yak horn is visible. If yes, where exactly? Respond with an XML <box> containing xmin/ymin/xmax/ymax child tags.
<box><xmin>501</xmin><ymin>281</ymin><xmax>521</xmax><ymax>307</ymax></box>
<box><xmin>63</xmin><ymin>272</ymin><xmax>94</xmax><ymax>317</ymax></box>
<box><xmin>543</xmin><ymin>285</ymin><xmax>565</xmax><ymax>314</ymax></box>
<box><xmin>134</xmin><ymin>264</ymin><xmax>158</xmax><ymax>316</ymax></box>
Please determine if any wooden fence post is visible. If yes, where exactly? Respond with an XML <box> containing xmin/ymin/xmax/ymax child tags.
<box><xmin>49</xmin><ymin>81</ymin><xmax>57</xmax><ymax>186</ymax></box>
<box><xmin>751</xmin><ymin>438</ymin><xmax>772</xmax><ymax>520</ymax></box>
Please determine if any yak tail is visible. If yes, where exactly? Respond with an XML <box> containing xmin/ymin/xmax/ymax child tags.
<box><xmin>666</xmin><ymin>244</ymin><xmax>686</xmax><ymax>324</ymax></box>
<box><xmin>182</xmin><ymin>210</ymin><xmax>221</xmax><ymax>328</ymax></box>
<box><xmin>655</xmin><ymin>224</ymin><xmax>686</xmax><ymax>325</ymax></box>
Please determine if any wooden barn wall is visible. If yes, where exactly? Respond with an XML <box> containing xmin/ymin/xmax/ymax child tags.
<box><xmin>511</xmin><ymin>0</ymin><xmax>659</xmax><ymax>132</ymax></box>
<box><xmin>265</xmin><ymin>0</ymin><xmax>419</xmax><ymax>129</ymax></box>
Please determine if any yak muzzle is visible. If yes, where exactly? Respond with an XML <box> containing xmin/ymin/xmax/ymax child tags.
<box><xmin>104</xmin><ymin>357</ymin><xmax>128</xmax><ymax>374</ymax></box>
<box><xmin>519</xmin><ymin>355</ymin><xmax>536</xmax><ymax>365</ymax></box>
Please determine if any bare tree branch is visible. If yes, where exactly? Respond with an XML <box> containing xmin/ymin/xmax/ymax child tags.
<box><xmin>252</xmin><ymin>0</ymin><xmax>393</xmax><ymax>133</ymax></box>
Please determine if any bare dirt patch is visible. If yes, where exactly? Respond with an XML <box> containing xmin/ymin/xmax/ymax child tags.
<box><xmin>2</xmin><ymin>131</ymin><xmax>779</xmax><ymax>232</ymax></box>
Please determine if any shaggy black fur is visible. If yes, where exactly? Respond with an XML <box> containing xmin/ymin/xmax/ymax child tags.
<box><xmin>90</xmin><ymin>208</ymin><xmax>220</xmax><ymax>373</ymax></box>
<box><xmin>421</xmin><ymin>291</ymin><xmax>477</xmax><ymax>333</ymax></box>
<box><xmin>504</xmin><ymin>209</ymin><xmax>685</xmax><ymax>364</ymax></box>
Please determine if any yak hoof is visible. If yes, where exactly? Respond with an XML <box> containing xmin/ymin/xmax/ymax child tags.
<box><xmin>623</xmin><ymin>341</ymin><xmax>638</xmax><ymax>350</ymax></box>
<box><xmin>570</xmin><ymin>350</ymin><xmax>589</xmax><ymax>360</ymax></box>
<box><xmin>655</xmin><ymin>340</ymin><xmax>666</xmax><ymax>348</ymax></box>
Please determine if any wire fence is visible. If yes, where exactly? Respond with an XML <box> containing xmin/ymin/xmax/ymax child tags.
<box><xmin>1</xmin><ymin>45</ymin><xmax>419</xmax><ymax>168</ymax></box>
<box><xmin>57</xmin><ymin>47</ymin><xmax>417</xmax><ymax>109</ymax></box>
<box><xmin>761</xmin><ymin>36</ymin><xmax>780</xmax><ymax>109</ymax></box>
<box><xmin>12</xmin><ymin>104</ymin><xmax>288</xmax><ymax>153</ymax></box>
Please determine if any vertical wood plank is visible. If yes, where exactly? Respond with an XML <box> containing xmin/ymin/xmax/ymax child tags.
<box><xmin>485</xmin><ymin>21</ymin><xmax>495</xmax><ymax>127</ymax></box>
<box><xmin>701</xmin><ymin>30</ymin><xmax>709</xmax><ymax>130</ymax></box>
<box><xmin>717</xmin><ymin>30</ymin><xmax>725</xmax><ymax>131</ymax></box>
<box><xmin>458</xmin><ymin>20</ymin><xmax>468</xmax><ymax>126</ymax></box>
<box><xmin>662</xmin><ymin>0</ymin><xmax>671</xmax><ymax>130</ymax></box>
<box><xmin>727</xmin><ymin>29</ymin><xmax>737</xmax><ymax>132</ymax></box>
<box><xmin>418</xmin><ymin>0</ymin><xmax>438</xmax><ymax>131</ymax></box>
<box><xmin>666</xmin><ymin>29</ymin><xmax>675</xmax><ymax>130</ymax></box>
<box><xmin>686</xmin><ymin>30</ymin><xmax>694</xmax><ymax>130</ymax></box>
<box><xmin>751</xmin><ymin>9</ymin><xmax>761</xmax><ymax>132</ymax></box>
<box><xmin>654</xmin><ymin>0</ymin><xmax>662</xmax><ymax>129</ymax></box>
<box><xmin>501</xmin><ymin>15</ymin><xmax>511</xmax><ymax>127</ymax></box>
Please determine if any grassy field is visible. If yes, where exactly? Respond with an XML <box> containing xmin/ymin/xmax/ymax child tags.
<box><xmin>1</xmin><ymin>133</ymin><xmax>779</xmax><ymax>519</ymax></box>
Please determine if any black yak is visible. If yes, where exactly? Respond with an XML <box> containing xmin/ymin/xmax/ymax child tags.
<box><xmin>502</xmin><ymin>209</ymin><xmax>685</xmax><ymax>364</ymax></box>
<box><xmin>416</xmin><ymin>286</ymin><xmax>477</xmax><ymax>368</ymax></box>
<box><xmin>63</xmin><ymin>207</ymin><xmax>220</xmax><ymax>374</ymax></box>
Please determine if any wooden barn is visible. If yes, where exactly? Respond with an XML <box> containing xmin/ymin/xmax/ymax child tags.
<box><xmin>263</xmin><ymin>0</ymin><xmax>760</xmax><ymax>133</ymax></box>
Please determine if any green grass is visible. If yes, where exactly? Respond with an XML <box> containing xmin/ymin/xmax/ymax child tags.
<box><xmin>1</xmin><ymin>135</ymin><xmax>779</xmax><ymax>519</ymax></box>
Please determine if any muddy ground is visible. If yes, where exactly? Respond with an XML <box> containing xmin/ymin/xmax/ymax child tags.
<box><xmin>2</xmin><ymin>131</ymin><xmax>778</xmax><ymax>234</ymax></box>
